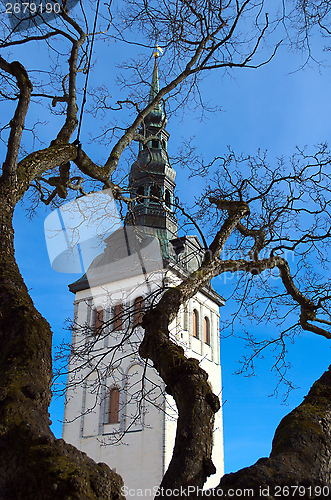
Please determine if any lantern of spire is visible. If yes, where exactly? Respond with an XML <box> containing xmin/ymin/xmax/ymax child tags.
<box><xmin>126</xmin><ymin>50</ymin><xmax>177</xmax><ymax>251</ymax></box>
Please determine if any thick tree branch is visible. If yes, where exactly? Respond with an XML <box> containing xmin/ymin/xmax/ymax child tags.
<box><xmin>0</xmin><ymin>56</ymin><xmax>33</xmax><ymax>186</ymax></box>
<box><xmin>207</xmin><ymin>198</ymin><xmax>250</xmax><ymax>260</ymax></box>
<box><xmin>140</xmin><ymin>297</ymin><xmax>219</xmax><ymax>497</ymax></box>
<box><xmin>15</xmin><ymin>144</ymin><xmax>77</xmax><ymax>200</ymax></box>
<box><xmin>73</xmin><ymin>149</ymin><xmax>120</xmax><ymax>193</ymax></box>
<box><xmin>300</xmin><ymin>308</ymin><xmax>331</xmax><ymax>340</ymax></box>
<box><xmin>236</xmin><ymin>221</ymin><xmax>266</xmax><ymax>260</ymax></box>
<box><xmin>52</xmin><ymin>12</ymin><xmax>86</xmax><ymax>145</ymax></box>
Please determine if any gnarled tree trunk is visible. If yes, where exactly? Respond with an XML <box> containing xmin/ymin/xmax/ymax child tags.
<box><xmin>0</xmin><ymin>187</ymin><xmax>124</xmax><ymax>500</ymax></box>
<box><xmin>215</xmin><ymin>365</ymin><xmax>331</xmax><ymax>499</ymax></box>
<box><xmin>140</xmin><ymin>290</ymin><xmax>220</xmax><ymax>500</ymax></box>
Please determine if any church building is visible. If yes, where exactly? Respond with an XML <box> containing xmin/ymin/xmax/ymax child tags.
<box><xmin>62</xmin><ymin>54</ymin><xmax>225</xmax><ymax>495</ymax></box>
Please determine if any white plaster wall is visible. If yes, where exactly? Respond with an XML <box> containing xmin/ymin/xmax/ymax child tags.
<box><xmin>63</xmin><ymin>269</ymin><xmax>224</xmax><ymax>497</ymax></box>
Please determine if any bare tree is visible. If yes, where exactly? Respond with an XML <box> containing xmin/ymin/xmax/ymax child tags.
<box><xmin>1</xmin><ymin>1</ymin><xmax>331</xmax><ymax>499</ymax></box>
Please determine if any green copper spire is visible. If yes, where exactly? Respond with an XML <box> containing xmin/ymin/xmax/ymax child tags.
<box><xmin>149</xmin><ymin>56</ymin><xmax>160</xmax><ymax>103</ymax></box>
<box><xmin>126</xmin><ymin>50</ymin><xmax>178</xmax><ymax>244</ymax></box>
<box><xmin>148</xmin><ymin>53</ymin><xmax>163</xmax><ymax>119</ymax></box>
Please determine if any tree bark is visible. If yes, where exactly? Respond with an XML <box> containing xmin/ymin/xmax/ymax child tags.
<box><xmin>0</xmin><ymin>185</ymin><xmax>124</xmax><ymax>500</ymax></box>
<box><xmin>140</xmin><ymin>290</ymin><xmax>220</xmax><ymax>500</ymax></box>
<box><xmin>214</xmin><ymin>365</ymin><xmax>331</xmax><ymax>499</ymax></box>
<box><xmin>142</xmin><ymin>272</ymin><xmax>331</xmax><ymax>500</ymax></box>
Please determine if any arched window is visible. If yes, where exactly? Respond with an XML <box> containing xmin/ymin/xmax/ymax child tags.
<box><xmin>94</xmin><ymin>307</ymin><xmax>103</xmax><ymax>334</ymax></box>
<box><xmin>193</xmin><ymin>309</ymin><xmax>199</xmax><ymax>339</ymax></box>
<box><xmin>164</xmin><ymin>189</ymin><xmax>171</xmax><ymax>208</ymax></box>
<box><xmin>134</xmin><ymin>296</ymin><xmax>144</xmax><ymax>326</ymax></box>
<box><xmin>149</xmin><ymin>184</ymin><xmax>161</xmax><ymax>203</ymax></box>
<box><xmin>136</xmin><ymin>185</ymin><xmax>144</xmax><ymax>204</ymax></box>
<box><xmin>204</xmin><ymin>316</ymin><xmax>210</xmax><ymax>345</ymax></box>
<box><xmin>113</xmin><ymin>303</ymin><xmax>124</xmax><ymax>331</ymax></box>
<box><xmin>106</xmin><ymin>388</ymin><xmax>120</xmax><ymax>424</ymax></box>
<box><xmin>152</xmin><ymin>139</ymin><xmax>159</xmax><ymax>148</ymax></box>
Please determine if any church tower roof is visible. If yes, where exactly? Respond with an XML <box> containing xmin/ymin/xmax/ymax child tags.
<box><xmin>146</xmin><ymin>56</ymin><xmax>163</xmax><ymax>125</ymax></box>
<box><xmin>149</xmin><ymin>57</ymin><xmax>160</xmax><ymax>104</ymax></box>
<box><xmin>69</xmin><ymin>55</ymin><xmax>224</xmax><ymax>307</ymax></box>
<box><xmin>126</xmin><ymin>54</ymin><xmax>177</xmax><ymax>257</ymax></box>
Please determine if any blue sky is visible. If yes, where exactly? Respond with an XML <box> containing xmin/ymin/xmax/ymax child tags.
<box><xmin>7</xmin><ymin>4</ymin><xmax>331</xmax><ymax>477</ymax></box>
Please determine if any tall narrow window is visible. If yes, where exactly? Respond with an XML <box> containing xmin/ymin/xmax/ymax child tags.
<box><xmin>136</xmin><ymin>185</ymin><xmax>144</xmax><ymax>204</ymax></box>
<box><xmin>152</xmin><ymin>139</ymin><xmax>159</xmax><ymax>148</ymax></box>
<box><xmin>164</xmin><ymin>189</ymin><xmax>171</xmax><ymax>208</ymax></box>
<box><xmin>94</xmin><ymin>307</ymin><xmax>103</xmax><ymax>334</ymax></box>
<box><xmin>193</xmin><ymin>309</ymin><xmax>199</xmax><ymax>339</ymax></box>
<box><xmin>204</xmin><ymin>316</ymin><xmax>210</xmax><ymax>345</ymax></box>
<box><xmin>106</xmin><ymin>388</ymin><xmax>120</xmax><ymax>424</ymax></box>
<box><xmin>113</xmin><ymin>303</ymin><xmax>124</xmax><ymax>331</ymax></box>
<box><xmin>150</xmin><ymin>184</ymin><xmax>161</xmax><ymax>203</ymax></box>
<box><xmin>134</xmin><ymin>296</ymin><xmax>144</xmax><ymax>326</ymax></box>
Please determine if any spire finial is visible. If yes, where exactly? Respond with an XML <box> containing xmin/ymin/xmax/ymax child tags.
<box><xmin>153</xmin><ymin>44</ymin><xmax>163</xmax><ymax>59</ymax></box>
<box><xmin>149</xmin><ymin>46</ymin><xmax>162</xmax><ymax>104</ymax></box>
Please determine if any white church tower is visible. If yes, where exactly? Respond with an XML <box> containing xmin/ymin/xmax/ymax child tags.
<box><xmin>62</xmin><ymin>54</ymin><xmax>224</xmax><ymax>495</ymax></box>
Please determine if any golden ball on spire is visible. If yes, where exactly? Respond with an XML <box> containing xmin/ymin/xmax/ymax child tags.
<box><xmin>153</xmin><ymin>45</ymin><xmax>163</xmax><ymax>58</ymax></box>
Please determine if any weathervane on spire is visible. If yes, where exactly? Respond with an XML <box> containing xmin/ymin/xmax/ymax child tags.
<box><xmin>153</xmin><ymin>44</ymin><xmax>163</xmax><ymax>58</ymax></box>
